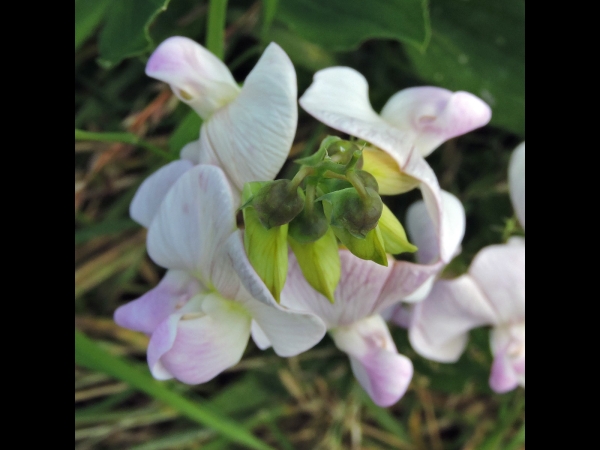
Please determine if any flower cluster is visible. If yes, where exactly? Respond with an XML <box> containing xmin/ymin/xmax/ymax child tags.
<box><xmin>114</xmin><ymin>36</ymin><xmax>523</xmax><ymax>407</ymax></box>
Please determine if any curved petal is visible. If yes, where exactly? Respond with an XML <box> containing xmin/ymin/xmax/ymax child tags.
<box><xmin>406</xmin><ymin>190</ymin><xmax>465</xmax><ymax>265</ymax></box>
<box><xmin>180</xmin><ymin>139</ymin><xmax>201</xmax><ymax>164</ymax></box>
<box><xmin>114</xmin><ymin>270</ymin><xmax>204</xmax><ymax>334</ymax></box>
<box><xmin>299</xmin><ymin>67</ymin><xmax>414</xmax><ymax>166</ymax></box>
<box><xmin>381</xmin><ymin>87</ymin><xmax>491</xmax><ymax>157</ymax></box>
<box><xmin>245</xmin><ymin>297</ymin><xmax>326</xmax><ymax>357</ymax></box>
<box><xmin>409</xmin><ymin>276</ymin><xmax>498</xmax><ymax>362</ymax></box>
<box><xmin>130</xmin><ymin>160</ymin><xmax>194</xmax><ymax>228</ymax></box>
<box><xmin>509</xmin><ymin>142</ymin><xmax>525</xmax><ymax>229</ymax></box>
<box><xmin>469</xmin><ymin>244</ymin><xmax>525</xmax><ymax>324</ymax></box>
<box><xmin>147</xmin><ymin>165</ymin><xmax>238</xmax><ymax>291</ymax></box>
<box><xmin>331</xmin><ymin>315</ymin><xmax>413</xmax><ymax>407</ymax></box>
<box><xmin>489</xmin><ymin>323</ymin><xmax>525</xmax><ymax>393</ymax></box>
<box><xmin>281</xmin><ymin>250</ymin><xmax>393</xmax><ymax>327</ymax></box>
<box><xmin>148</xmin><ymin>294</ymin><xmax>251</xmax><ymax>384</ymax></box>
<box><xmin>145</xmin><ymin>36</ymin><xmax>240</xmax><ymax>119</ymax></box>
<box><xmin>251</xmin><ymin>320</ymin><xmax>271</xmax><ymax>350</ymax></box>
<box><xmin>199</xmin><ymin>43</ymin><xmax>297</xmax><ymax>192</ymax></box>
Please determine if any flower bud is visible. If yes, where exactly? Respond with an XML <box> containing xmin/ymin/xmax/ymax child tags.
<box><xmin>355</xmin><ymin>170</ymin><xmax>379</xmax><ymax>193</ymax></box>
<box><xmin>327</xmin><ymin>140</ymin><xmax>361</xmax><ymax>165</ymax></box>
<box><xmin>251</xmin><ymin>180</ymin><xmax>304</xmax><ymax>229</ymax></box>
<box><xmin>288</xmin><ymin>202</ymin><xmax>329</xmax><ymax>244</ymax></box>
<box><xmin>325</xmin><ymin>187</ymin><xmax>383</xmax><ymax>239</ymax></box>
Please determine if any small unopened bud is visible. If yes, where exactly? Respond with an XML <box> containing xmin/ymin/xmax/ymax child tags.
<box><xmin>288</xmin><ymin>202</ymin><xmax>329</xmax><ymax>244</ymax></box>
<box><xmin>327</xmin><ymin>140</ymin><xmax>361</xmax><ymax>164</ymax></box>
<box><xmin>251</xmin><ymin>180</ymin><xmax>304</xmax><ymax>229</ymax></box>
<box><xmin>324</xmin><ymin>187</ymin><xmax>383</xmax><ymax>239</ymax></box>
<box><xmin>355</xmin><ymin>170</ymin><xmax>379</xmax><ymax>193</ymax></box>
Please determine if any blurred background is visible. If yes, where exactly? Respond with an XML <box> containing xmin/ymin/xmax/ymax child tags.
<box><xmin>74</xmin><ymin>0</ymin><xmax>525</xmax><ymax>448</ymax></box>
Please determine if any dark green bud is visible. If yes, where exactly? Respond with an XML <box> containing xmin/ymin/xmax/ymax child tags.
<box><xmin>288</xmin><ymin>202</ymin><xmax>329</xmax><ymax>243</ymax></box>
<box><xmin>355</xmin><ymin>170</ymin><xmax>379</xmax><ymax>193</ymax></box>
<box><xmin>321</xmin><ymin>187</ymin><xmax>383</xmax><ymax>239</ymax></box>
<box><xmin>327</xmin><ymin>140</ymin><xmax>361</xmax><ymax>165</ymax></box>
<box><xmin>251</xmin><ymin>180</ymin><xmax>304</xmax><ymax>229</ymax></box>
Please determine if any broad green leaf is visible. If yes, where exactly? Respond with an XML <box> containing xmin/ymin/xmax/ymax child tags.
<box><xmin>288</xmin><ymin>228</ymin><xmax>341</xmax><ymax>303</ymax></box>
<box><xmin>75</xmin><ymin>0</ymin><xmax>114</xmax><ymax>51</ymax></box>
<box><xmin>405</xmin><ymin>0</ymin><xmax>525</xmax><ymax>135</ymax></box>
<box><xmin>74</xmin><ymin>330</ymin><xmax>273</xmax><ymax>450</ymax></box>
<box><xmin>276</xmin><ymin>0</ymin><xmax>430</xmax><ymax>51</ymax></box>
<box><xmin>98</xmin><ymin>0</ymin><xmax>171</xmax><ymax>69</ymax></box>
<box><xmin>168</xmin><ymin>110</ymin><xmax>203</xmax><ymax>155</ymax></box>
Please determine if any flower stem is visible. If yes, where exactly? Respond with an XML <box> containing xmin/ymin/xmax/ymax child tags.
<box><xmin>206</xmin><ymin>0</ymin><xmax>229</xmax><ymax>59</ymax></box>
<box><xmin>346</xmin><ymin>170</ymin><xmax>368</xmax><ymax>201</ymax></box>
<box><xmin>289</xmin><ymin>166</ymin><xmax>314</xmax><ymax>191</ymax></box>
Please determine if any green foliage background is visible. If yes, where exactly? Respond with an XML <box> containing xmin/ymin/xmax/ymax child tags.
<box><xmin>75</xmin><ymin>0</ymin><xmax>525</xmax><ymax>448</ymax></box>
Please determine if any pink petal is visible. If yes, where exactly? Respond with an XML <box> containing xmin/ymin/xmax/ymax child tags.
<box><xmin>489</xmin><ymin>323</ymin><xmax>525</xmax><ymax>393</ymax></box>
<box><xmin>380</xmin><ymin>87</ymin><xmax>491</xmax><ymax>157</ymax></box>
<box><xmin>198</xmin><ymin>43</ymin><xmax>297</xmax><ymax>193</ymax></box>
<box><xmin>331</xmin><ymin>315</ymin><xmax>413</xmax><ymax>407</ymax></box>
<box><xmin>409</xmin><ymin>276</ymin><xmax>498</xmax><ymax>362</ymax></box>
<box><xmin>146</xmin><ymin>36</ymin><xmax>240</xmax><ymax>119</ymax></box>
<box><xmin>114</xmin><ymin>270</ymin><xmax>204</xmax><ymax>334</ymax></box>
<box><xmin>147</xmin><ymin>165</ymin><xmax>239</xmax><ymax>293</ymax></box>
<box><xmin>468</xmin><ymin>244</ymin><xmax>525</xmax><ymax>324</ymax></box>
<box><xmin>148</xmin><ymin>294</ymin><xmax>251</xmax><ymax>384</ymax></box>
<box><xmin>509</xmin><ymin>142</ymin><xmax>525</xmax><ymax>229</ymax></box>
<box><xmin>129</xmin><ymin>160</ymin><xmax>194</xmax><ymax>228</ymax></box>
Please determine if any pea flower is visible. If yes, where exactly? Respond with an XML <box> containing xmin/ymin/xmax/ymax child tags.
<box><xmin>114</xmin><ymin>165</ymin><xmax>326</xmax><ymax>383</ymax></box>
<box><xmin>408</xmin><ymin>142</ymin><xmax>525</xmax><ymax>393</ymax></box>
<box><xmin>252</xmin><ymin>191</ymin><xmax>466</xmax><ymax>407</ymax></box>
<box><xmin>299</xmin><ymin>67</ymin><xmax>490</xmax><ymax>264</ymax></box>
<box><xmin>130</xmin><ymin>38</ymin><xmax>298</xmax><ymax>228</ymax></box>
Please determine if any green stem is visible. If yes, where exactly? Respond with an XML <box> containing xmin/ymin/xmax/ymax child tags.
<box><xmin>346</xmin><ymin>170</ymin><xmax>368</xmax><ymax>201</ymax></box>
<box><xmin>206</xmin><ymin>0</ymin><xmax>229</xmax><ymax>59</ymax></box>
<box><xmin>322</xmin><ymin>170</ymin><xmax>347</xmax><ymax>181</ymax></box>
<box><xmin>305</xmin><ymin>183</ymin><xmax>316</xmax><ymax>216</ymax></box>
<box><xmin>75</xmin><ymin>129</ymin><xmax>175</xmax><ymax>161</ymax></box>
<box><xmin>289</xmin><ymin>166</ymin><xmax>314</xmax><ymax>191</ymax></box>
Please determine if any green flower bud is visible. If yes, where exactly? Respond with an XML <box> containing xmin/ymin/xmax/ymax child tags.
<box><xmin>322</xmin><ymin>187</ymin><xmax>383</xmax><ymax>239</ymax></box>
<box><xmin>355</xmin><ymin>170</ymin><xmax>379</xmax><ymax>193</ymax></box>
<box><xmin>288</xmin><ymin>202</ymin><xmax>329</xmax><ymax>244</ymax></box>
<box><xmin>327</xmin><ymin>140</ymin><xmax>361</xmax><ymax>164</ymax></box>
<box><xmin>250</xmin><ymin>180</ymin><xmax>304</xmax><ymax>229</ymax></box>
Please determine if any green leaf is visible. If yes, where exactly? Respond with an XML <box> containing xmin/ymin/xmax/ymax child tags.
<box><xmin>98</xmin><ymin>0</ymin><xmax>171</xmax><ymax>69</ymax></box>
<box><xmin>405</xmin><ymin>0</ymin><xmax>525</xmax><ymax>135</ymax></box>
<box><xmin>276</xmin><ymin>0</ymin><xmax>430</xmax><ymax>51</ymax></box>
<box><xmin>74</xmin><ymin>330</ymin><xmax>273</xmax><ymax>450</ymax></box>
<box><xmin>288</xmin><ymin>228</ymin><xmax>341</xmax><ymax>303</ymax></box>
<box><xmin>75</xmin><ymin>0</ymin><xmax>114</xmax><ymax>51</ymax></box>
<box><xmin>168</xmin><ymin>110</ymin><xmax>203</xmax><ymax>155</ymax></box>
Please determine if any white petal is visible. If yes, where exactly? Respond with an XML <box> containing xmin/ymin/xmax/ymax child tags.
<box><xmin>148</xmin><ymin>294</ymin><xmax>251</xmax><ymax>384</ymax></box>
<box><xmin>381</xmin><ymin>87</ymin><xmax>491</xmax><ymax>157</ymax></box>
<box><xmin>130</xmin><ymin>160</ymin><xmax>194</xmax><ymax>228</ymax></box>
<box><xmin>251</xmin><ymin>320</ymin><xmax>271</xmax><ymax>350</ymax></box>
<box><xmin>245</xmin><ymin>298</ymin><xmax>326</xmax><ymax>357</ymax></box>
<box><xmin>199</xmin><ymin>43</ymin><xmax>297</xmax><ymax>192</ymax></box>
<box><xmin>406</xmin><ymin>190</ymin><xmax>466</xmax><ymax>264</ymax></box>
<box><xmin>114</xmin><ymin>270</ymin><xmax>204</xmax><ymax>334</ymax></box>
<box><xmin>409</xmin><ymin>276</ymin><xmax>498</xmax><ymax>362</ymax></box>
<box><xmin>147</xmin><ymin>165</ymin><xmax>238</xmax><ymax>292</ymax></box>
<box><xmin>299</xmin><ymin>67</ymin><xmax>414</xmax><ymax>166</ymax></box>
<box><xmin>145</xmin><ymin>36</ymin><xmax>240</xmax><ymax>119</ymax></box>
<box><xmin>180</xmin><ymin>139</ymin><xmax>201</xmax><ymax>164</ymax></box>
<box><xmin>509</xmin><ymin>142</ymin><xmax>525</xmax><ymax>229</ymax></box>
<box><xmin>469</xmin><ymin>244</ymin><xmax>525</xmax><ymax>324</ymax></box>
<box><xmin>331</xmin><ymin>315</ymin><xmax>413</xmax><ymax>407</ymax></box>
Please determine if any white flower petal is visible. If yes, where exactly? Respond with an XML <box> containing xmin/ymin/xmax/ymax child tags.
<box><xmin>148</xmin><ymin>294</ymin><xmax>251</xmax><ymax>384</ymax></box>
<box><xmin>130</xmin><ymin>160</ymin><xmax>194</xmax><ymax>228</ymax></box>
<box><xmin>406</xmin><ymin>190</ymin><xmax>466</xmax><ymax>265</ymax></box>
<box><xmin>381</xmin><ymin>87</ymin><xmax>491</xmax><ymax>157</ymax></box>
<box><xmin>145</xmin><ymin>36</ymin><xmax>240</xmax><ymax>119</ymax></box>
<box><xmin>200</xmin><ymin>43</ymin><xmax>297</xmax><ymax>193</ymax></box>
<box><xmin>489</xmin><ymin>323</ymin><xmax>525</xmax><ymax>393</ymax></box>
<box><xmin>469</xmin><ymin>244</ymin><xmax>525</xmax><ymax>324</ymax></box>
<box><xmin>299</xmin><ymin>67</ymin><xmax>414</xmax><ymax>166</ymax></box>
<box><xmin>245</xmin><ymin>298</ymin><xmax>326</xmax><ymax>357</ymax></box>
<box><xmin>331</xmin><ymin>315</ymin><xmax>413</xmax><ymax>407</ymax></box>
<box><xmin>251</xmin><ymin>320</ymin><xmax>272</xmax><ymax>350</ymax></box>
<box><xmin>147</xmin><ymin>165</ymin><xmax>237</xmax><ymax>291</ymax></box>
<box><xmin>409</xmin><ymin>276</ymin><xmax>498</xmax><ymax>362</ymax></box>
<box><xmin>114</xmin><ymin>270</ymin><xmax>204</xmax><ymax>334</ymax></box>
<box><xmin>509</xmin><ymin>142</ymin><xmax>525</xmax><ymax>229</ymax></box>
<box><xmin>180</xmin><ymin>139</ymin><xmax>201</xmax><ymax>164</ymax></box>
